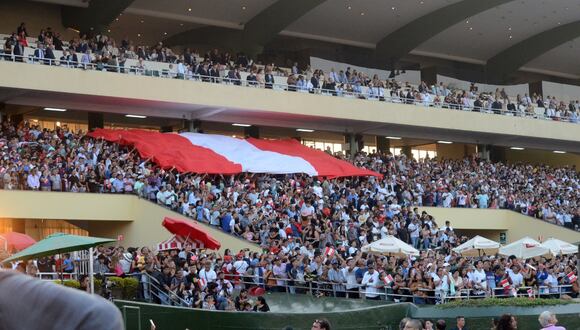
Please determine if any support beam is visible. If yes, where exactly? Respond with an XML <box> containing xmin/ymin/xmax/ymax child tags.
<box><xmin>375</xmin><ymin>0</ymin><xmax>514</xmax><ymax>68</ymax></box>
<box><xmin>486</xmin><ymin>21</ymin><xmax>580</xmax><ymax>83</ymax></box>
<box><xmin>87</xmin><ymin>112</ymin><xmax>104</xmax><ymax>131</ymax></box>
<box><xmin>62</xmin><ymin>0</ymin><xmax>136</xmax><ymax>36</ymax></box>
<box><xmin>164</xmin><ymin>0</ymin><xmax>326</xmax><ymax>56</ymax></box>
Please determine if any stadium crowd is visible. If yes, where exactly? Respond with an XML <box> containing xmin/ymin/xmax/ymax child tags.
<box><xmin>1</xmin><ymin>120</ymin><xmax>579</xmax><ymax>310</ymax></box>
<box><xmin>2</xmin><ymin>23</ymin><xmax>580</xmax><ymax>123</ymax></box>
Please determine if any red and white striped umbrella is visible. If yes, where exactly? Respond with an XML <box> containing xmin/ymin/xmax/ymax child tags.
<box><xmin>156</xmin><ymin>235</ymin><xmax>205</xmax><ymax>252</ymax></box>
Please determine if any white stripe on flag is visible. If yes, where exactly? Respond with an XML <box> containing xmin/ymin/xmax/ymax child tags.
<box><xmin>180</xmin><ymin>133</ymin><xmax>318</xmax><ymax>175</ymax></box>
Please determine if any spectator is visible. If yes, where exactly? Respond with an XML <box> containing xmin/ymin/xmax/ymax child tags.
<box><xmin>496</xmin><ymin>314</ymin><xmax>517</xmax><ymax>330</ymax></box>
<box><xmin>450</xmin><ymin>316</ymin><xmax>467</xmax><ymax>330</ymax></box>
<box><xmin>311</xmin><ymin>318</ymin><xmax>331</xmax><ymax>330</ymax></box>
<box><xmin>538</xmin><ymin>311</ymin><xmax>566</xmax><ymax>330</ymax></box>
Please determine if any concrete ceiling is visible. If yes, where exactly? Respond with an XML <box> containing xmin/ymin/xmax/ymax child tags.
<box><xmin>25</xmin><ymin>0</ymin><xmax>580</xmax><ymax>79</ymax></box>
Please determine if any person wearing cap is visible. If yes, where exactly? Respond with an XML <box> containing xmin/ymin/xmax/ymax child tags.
<box><xmin>361</xmin><ymin>261</ymin><xmax>381</xmax><ymax>300</ymax></box>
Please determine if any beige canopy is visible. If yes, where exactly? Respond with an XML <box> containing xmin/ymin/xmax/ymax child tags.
<box><xmin>362</xmin><ymin>236</ymin><xmax>420</xmax><ymax>257</ymax></box>
<box><xmin>452</xmin><ymin>235</ymin><xmax>500</xmax><ymax>257</ymax></box>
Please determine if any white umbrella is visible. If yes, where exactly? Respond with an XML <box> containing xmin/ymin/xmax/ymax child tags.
<box><xmin>542</xmin><ymin>238</ymin><xmax>578</xmax><ymax>256</ymax></box>
<box><xmin>499</xmin><ymin>237</ymin><xmax>551</xmax><ymax>259</ymax></box>
<box><xmin>452</xmin><ymin>235</ymin><xmax>500</xmax><ymax>257</ymax></box>
<box><xmin>362</xmin><ymin>236</ymin><xmax>419</xmax><ymax>257</ymax></box>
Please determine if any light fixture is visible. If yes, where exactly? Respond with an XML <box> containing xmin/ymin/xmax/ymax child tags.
<box><xmin>56</xmin><ymin>121</ymin><xmax>61</xmax><ymax>127</ymax></box>
<box><xmin>360</xmin><ymin>12</ymin><xmax>365</xmax><ymax>16</ymax></box>
<box><xmin>137</xmin><ymin>33</ymin><xmax>141</xmax><ymax>37</ymax></box>
<box><xmin>437</xmin><ymin>140</ymin><xmax>453</xmax><ymax>144</ymax></box>
<box><xmin>163</xmin><ymin>32</ymin><xmax>167</xmax><ymax>35</ymax></box>
<box><xmin>43</xmin><ymin>107</ymin><xmax>67</xmax><ymax>112</ymax></box>
<box><xmin>509</xmin><ymin>35</ymin><xmax>513</xmax><ymax>39</ymax></box>
<box><xmin>187</xmin><ymin>8</ymin><xmax>192</xmax><ymax>11</ymax></box>
<box><xmin>125</xmin><ymin>114</ymin><xmax>147</xmax><ymax>119</ymax></box>
<box><xmin>508</xmin><ymin>27</ymin><xmax>512</xmax><ymax>30</ymax></box>
<box><xmin>180</xmin><ymin>23</ymin><xmax>184</xmax><ymax>26</ymax></box>
<box><xmin>107</xmin><ymin>29</ymin><xmax>111</xmax><ymax>33</ymax></box>
<box><xmin>386</xmin><ymin>136</ymin><xmax>402</xmax><ymax>140</ymax></box>
<box><xmin>296</xmin><ymin>128</ymin><xmax>315</xmax><ymax>133</ymax></box>
<box><xmin>140</xmin><ymin>20</ymin><xmax>144</xmax><ymax>23</ymax></box>
<box><xmin>347</xmin><ymin>5</ymin><xmax>352</xmax><ymax>9</ymax></box>
<box><xmin>391</xmin><ymin>6</ymin><xmax>396</xmax><ymax>10</ymax></box>
<box><xmin>510</xmin><ymin>147</ymin><xmax>525</xmax><ymax>150</ymax></box>
<box><xmin>241</xmin><ymin>5</ymin><xmax>246</xmax><ymax>10</ymax></box>
<box><xmin>466</xmin><ymin>20</ymin><xmax>469</xmax><ymax>24</ymax></box>
<box><xmin>232</xmin><ymin>123</ymin><xmax>251</xmax><ymax>127</ymax></box>
<box><xmin>553</xmin><ymin>150</ymin><xmax>566</xmax><ymax>154</ymax></box>
<box><xmin>469</xmin><ymin>27</ymin><xmax>473</xmax><ymax>30</ymax></box>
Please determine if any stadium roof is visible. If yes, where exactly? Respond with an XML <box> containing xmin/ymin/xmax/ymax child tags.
<box><xmin>41</xmin><ymin>0</ymin><xmax>580</xmax><ymax>82</ymax></box>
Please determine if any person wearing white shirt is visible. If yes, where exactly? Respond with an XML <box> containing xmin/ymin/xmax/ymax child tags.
<box><xmin>342</xmin><ymin>258</ymin><xmax>360</xmax><ymax>298</ymax></box>
<box><xmin>432</xmin><ymin>267</ymin><xmax>450</xmax><ymax>303</ymax></box>
<box><xmin>506</xmin><ymin>265</ymin><xmax>524</xmax><ymax>288</ymax></box>
<box><xmin>27</xmin><ymin>169</ymin><xmax>41</xmax><ymax>190</ymax></box>
<box><xmin>198</xmin><ymin>262</ymin><xmax>217</xmax><ymax>288</ymax></box>
<box><xmin>361</xmin><ymin>263</ymin><xmax>381</xmax><ymax>300</ymax></box>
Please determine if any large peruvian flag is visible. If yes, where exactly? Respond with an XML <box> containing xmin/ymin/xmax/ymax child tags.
<box><xmin>88</xmin><ymin>129</ymin><xmax>380</xmax><ymax>178</ymax></box>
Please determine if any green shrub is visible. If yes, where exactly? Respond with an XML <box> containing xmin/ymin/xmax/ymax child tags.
<box><xmin>123</xmin><ymin>277</ymin><xmax>139</xmax><ymax>300</ymax></box>
<box><xmin>437</xmin><ymin>297</ymin><xmax>572</xmax><ymax>309</ymax></box>
<box><xmin>54</xmin><ymin>279</ymin><xmax>80</xmax><ymax>289</ymax></box>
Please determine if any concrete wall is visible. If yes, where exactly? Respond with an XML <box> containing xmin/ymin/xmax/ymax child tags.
<box><xmin>419</xmin><ymin>206</ymin><xmax>580</xmax><ymax>244</ymax></box>
<box><xmin>0</xmin><ymin>1</ymin><xmax>78</xmax><ymax>41</ymax></box>
<box><xmin>0</xmin><ymin>191</ymin><xmax>259</xmax><ymax>253</ymax></box>
<box><xmin>0</xmin><ymin>61</ymin><xmax>579</xmax><ymax>145</ymax></box>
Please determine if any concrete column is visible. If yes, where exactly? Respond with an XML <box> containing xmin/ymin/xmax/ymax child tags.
<box><xmin>375</xmin><ymin>136</ymin><xmax>390</xmax><ymax>154</ymax></box>
<box><xmin>529</xmin><ymin>81</ymin><xmax>543</xmax><ymax>98</ymax></box>
<box><xmin>401</xmin><ymin>146</ymin><xmax>413</xmax><ymax>159</ymax></box>
<box><xmin>478</xmin><ymin>144</ymin><xmax>490</xmax><ymax>161</ymax></box>
<box><xmin>420</xmin><ymin>66</ymin><xmax>438</xmax><ymax>87</ymax></box>
<box><xmin>87</xmin><ymin>112</ymin><xmax>104</xmax><ymax>131</ymax></box>
<box><xmin>244</xmin><ymin>126</ymin><xmax>260</xmax><ymax>138</ymax></box>
<box><xmin>183</xmin><ymin>119</ymin><xmax>202</xmax><ymax>132</ymax></box>
<box><xmin>489</xmin><ymin>145</ymin><xmax>506</xmax><ymax>163</ymax></box>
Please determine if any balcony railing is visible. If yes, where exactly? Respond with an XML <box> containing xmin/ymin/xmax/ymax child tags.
<box><xmin>1</xmin><ymin>54</ymin><xmax>578</xmax><ymax>124</ymax></box>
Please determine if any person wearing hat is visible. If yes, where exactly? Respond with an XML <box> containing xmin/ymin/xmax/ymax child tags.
<box><xmin>361</xmin><ymin>261</ymin><xmax>381</xmax><ymax>300</ymax></box>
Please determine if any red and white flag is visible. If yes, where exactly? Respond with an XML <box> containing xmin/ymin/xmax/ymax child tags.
<box><xmin>324</xmin><ymin>247</ymin><xmax>336</xmax><ymax>257</ymax></box>
<box><xmin>87</xmin><ymin>129</ymin><xmax>381</xmax><ymax>178</ymax></box>
<box><xmin>527</xmin><ymin>288</ymin><xmax>534</xmax><ymax>298</ymax></box>
<box><xmin>198</xmin><ymin>277</ymin><xmax>207</xmax><ymax>289</ymax></box>
<box><xmin>567</xmin><ymin>271</ymin><xmax>578</xmax><ymax>283</ymax></box>
<box><xmin>384</xmin><ymin>274</ymin><xmax>394</xmax><ymax>285</ymax></box>
<box><xmin>500</xmin><ymin>278</ymin><xmax>510</xmax><ymax>289</ymax></box>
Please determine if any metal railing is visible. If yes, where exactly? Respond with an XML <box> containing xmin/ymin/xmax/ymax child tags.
<box><xmin>1</xmin><ymin>53</ymin><xmax>578</xmax><ymax>124</ymax></box>
<box><xmin>234</xmin><ymin>275</ymin><xmax>575</xmax><ymax>304</ymax></box>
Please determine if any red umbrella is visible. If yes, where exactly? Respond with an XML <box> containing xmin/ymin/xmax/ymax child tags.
<box><xmin>0</xmin><ymin>232</ymin><xmax>36</xmax><ymax>252</ymax></box>
<box><xmin>161</xmin><ymin>217</ymin><xmax>221</xmax><ymax>250</ymax></box>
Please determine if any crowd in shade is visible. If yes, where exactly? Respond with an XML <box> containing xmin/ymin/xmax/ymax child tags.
<box><xmin>2</xmin><ymin>23</ymin><xmax>580</xmax><ymax>123</ymax></box>
<box><xmin>1</xmin><ymin>121</ymin><xmax>579</xmax><ymax>310</ymax></box>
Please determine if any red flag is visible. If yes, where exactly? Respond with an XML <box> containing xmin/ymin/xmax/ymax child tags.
<box><xmin>567</xmin><ymin>271</ymin><xmax>578</xmax><ymax>283</ymax></box>
<box><xmin>384</xmin><ymin>274</ymin><xmax>394</xmax><ymax>285</ymax></box>
<box><xmin>500</xmin><ymin>278</ymin><xmax>510</xmax><ymax>289</ymax></box>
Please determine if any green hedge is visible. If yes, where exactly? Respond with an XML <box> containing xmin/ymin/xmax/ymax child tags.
<box><xmin>437</xmin><ymin>297</ymin><xmax>572</xmax><ymax>309</ymax></box>
<box><xmin>54</xmin><ymin>277</ymin><xmax>138</xmax><ymax>300</ymax></box>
